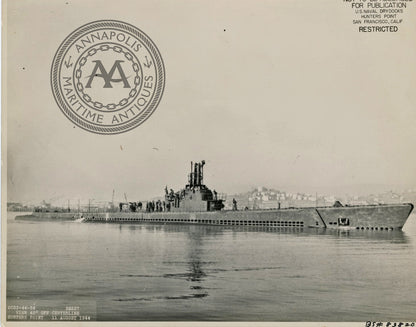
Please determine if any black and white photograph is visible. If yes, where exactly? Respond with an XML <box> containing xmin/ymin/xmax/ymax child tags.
<box><xmin>2</xmin><ymin>0</ymin><xmax>416</xmax><ymax>325</ymax></box>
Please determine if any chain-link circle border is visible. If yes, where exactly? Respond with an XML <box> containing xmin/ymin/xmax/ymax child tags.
<box><xmin>51</xmin><ymin>20</ymin><xmax>165</xmax><ymax>135</ymax></box>
<box><xmin>74</xmin><ymin>43</ymin><xmax>142</xmax><ymax>112</ymax></box>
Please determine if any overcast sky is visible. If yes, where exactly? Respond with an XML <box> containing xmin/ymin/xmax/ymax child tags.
<box><xmin>5</xmin><ymin>0</ymin><xmax>416</xmax><ymax>205</ymax></box>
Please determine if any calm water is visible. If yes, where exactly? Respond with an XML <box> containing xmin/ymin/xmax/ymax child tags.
<box><xmin>6</xmin><ymin>212</ymin><xmax>416</xmax><ymax>321</ymax></box>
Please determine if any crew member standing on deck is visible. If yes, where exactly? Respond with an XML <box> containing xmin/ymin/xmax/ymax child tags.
<box><xmin>232</xmin><ymin>198</ymin><xmax>238</xmax><ymax>211</ymax></box>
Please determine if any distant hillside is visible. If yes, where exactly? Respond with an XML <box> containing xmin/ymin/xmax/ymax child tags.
<box><xmin>225</xmin><ymin>187</ymin><xmax>416</xmax><ymax>210</ymax></box>
<box><xmin>8</xmin><ymin>187</ymin><xmax>416</xmax><ymax>212</ymax></box>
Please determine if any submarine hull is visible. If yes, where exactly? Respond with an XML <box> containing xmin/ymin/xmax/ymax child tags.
<box><xmin>17</xmin><ymin>203</ymin><xmax>413</xmax><ymax>231</ymax></box>
<box><xmin>15</xmin><ymin>212</ymin><xmax>80</xmax><ymax>221</ymax></box>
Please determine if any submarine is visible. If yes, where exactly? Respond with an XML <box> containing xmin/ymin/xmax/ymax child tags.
<box><xmin>16</xmin><ymin>160</ymin><xmax>414</xmax><ymax>230</ymax></box>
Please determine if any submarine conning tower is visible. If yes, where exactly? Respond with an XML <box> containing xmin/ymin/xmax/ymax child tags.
<box><xmin>188</xmin><ymin>160</ymin><xmax>205</xmax><ymax>189</ymax></box>
<box><xmin>165</xmin><ymin>160</ymin><xmax>225</xmax><ymax>212</ymax></box>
